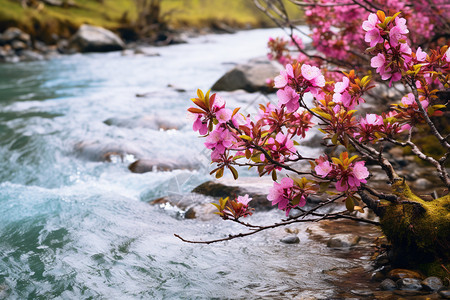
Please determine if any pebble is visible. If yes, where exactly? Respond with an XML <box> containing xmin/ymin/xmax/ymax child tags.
<box><xmin>380</xmin><ymin>278</ymin><xmax>397</xmax><ymax>291</ymax></box>
<box><xmin>396</xmin><ymin>277</ymin><xmax>422</xmax><ymax>290</ymax></box>
<box><xmin>280</xmin><ymin>235</ymin><xmax>300</xmax><ymax>244</ymax></box>
<box><xmin>421</xmin><ymin>276</ymin><xmax>443</xmax><ymax>292</ymax></box>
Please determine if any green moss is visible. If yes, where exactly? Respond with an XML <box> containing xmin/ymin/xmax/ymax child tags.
<box><xmin>380</xmin><ymin>180</ymin><xmax>450</xmax><ymax>277</ymax></box>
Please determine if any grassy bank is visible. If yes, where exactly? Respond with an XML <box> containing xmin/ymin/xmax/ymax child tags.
<box><xmin>0</xmin><ymin>0</ymin><xmax>303</xmax><ymax>42</ymax></box>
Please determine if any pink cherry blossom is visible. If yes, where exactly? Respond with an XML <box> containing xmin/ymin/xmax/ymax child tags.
<box><xmin>237</xmin><ymin>194</ymin><xmax>252</xmax><ymax>206</ymax></box>
<box><xmin>315</xmin><ymin>161</ymin><xmax>332</xmax><ymax>177</ymax></box>
<box><xmin>193</xmin><ymin>115</ymin><xmax>208</xmax><ymax>135</ymax></box>
<box><xmin>216</xmin><ymin>108</ymin><xmax>232</xmax><ymax>124</ymax></box>
<box><xmin>416</xmin><ymin>47</ymin><xmax>427</xmax><ymax>61</ymax></box>
<box><xmin>301</xmin><ymin>64</ymin><xmax>321</xmax><ymax>81</ymax></box>
<box><xmin>267</xmin><ymin>177</ymin><xmax>294</xmax><ymax>211</ymax></box>
<box><xmin>362</xmin><ymin>13</ymin><xmax>379</xmax><ymax>31</ymax></box>
<box><xmin>277</xmin><ymin>86</ymin><xmax>300</xmax><ymax>113</ymax></box>
<box><xmin>334</xmin><ymin>77</ymin><xmax>349</xmax><ymax>94</ymax></box>
<box><xmin>365</xmin><ymin>29</ymin><xmax>383</xmax><ymax>47</ymax></box>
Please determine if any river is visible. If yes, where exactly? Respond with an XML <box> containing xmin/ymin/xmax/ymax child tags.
<box><xmin>0</xmin><ymin>28</ymin><xmax>377</xmax><ymax>299</ymax></box>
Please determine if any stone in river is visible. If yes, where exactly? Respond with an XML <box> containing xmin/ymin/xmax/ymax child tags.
<box><xmin>211</xmin><ymin>57</ymin><xmax>281</xmax><ymax>93</ymax></box>
<box><xmin>69</xmin><ymin>25</ymin><xmax>125</xmax><ymax>53</ymax></box>
<box><xmin>387</xmin><ymin>268</ymin><xmax>424</xmax><ymax>281</ymax></box>
<box><xmin>326</xmin><ymin>234</ymin><xmax>360</xmax><ymax>248</ymax></box>
<box><xmin>380</xmin><ymin>278</ymin><xmax>397</xmax><ymax>291</ymax></box>
<box><xmin>421</xmin><ymin>276</ymin><xmax>443</xmax><ymax>292</ymax></box>
<box><xmin>280</xmin><ymin>235</ymin><xmax>300</xmax><ymax>244</ymax></box>
<box><xmin>396</xmin><ymin>277</ymin><xmax>422</xmax><ymax>290</ymax></box>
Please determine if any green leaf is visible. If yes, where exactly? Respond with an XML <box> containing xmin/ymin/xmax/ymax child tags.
<box><xmin>239</xmin><ymin>135</ymin><xmax>253</xmax><ymax>141</ymax></box>
<box><xmin>345</xmin><ymin>197</ymin><xmax>355</xmax><ymax>212</ymax></box>
<box><xmin>215</xmin><ymin>168</ymin><xmax>224</xmax><ymax>179</ymax></box>
<box><xmin>272</xmin><ymin>170</ymin><xmax>277</xmax><ymax>181</ymax></box>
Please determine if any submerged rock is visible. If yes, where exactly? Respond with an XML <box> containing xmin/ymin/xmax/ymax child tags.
<box><xmin>128</xmin><ymin>158</ymin><xmax>198</xmax><ymax>173</ymax></box>
<box><xmin>104</xmin><ymin>115</ymin><xmax>186</xmax><ymax>131</ymax></box>
<box><xmin>74</xmin><ymin>141</ymin><xmax>142</xmax><ymax>162</ymax></box>
<box><xmin>326</xmin><ymin>234</ymin><xmax>360</xmax><ymax>248</ymax></box>
<box><xmin>380</xmin><ymin>279</ymin><xmax>397</xmax><ymax>291</ymax></box>
<box><xmin>211</xmin><ymin>57</ymin><xmax>281</xmax><ymax>93</ymax></box>
<box><xmin>69</xmin><ymin>25</ymin><xmax>125</xmax><ymax>53</ymax></box>
<box><xmin>280</xmin><ymin>235</ymin><xmax>300</xmax><ymax>244</ymax></box>
<box><xmin>396</xmin><ymin>278</ymin><xmax>422</xmax><ymax>290</ymax></box>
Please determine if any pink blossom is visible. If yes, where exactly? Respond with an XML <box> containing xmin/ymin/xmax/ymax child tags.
<box><xmin>365</xmin><ymin>29</ymin><xmax>383</xmax><ymax>47</ymax></box>
<box><xmin>193</xmin><ymin>115</ymin><xmax>208</xmax><ymax>135</ymax></box>
<box><xmin>371</xmin><ymin>53</ymin><xmax>385</xmax><ymax>70</ymax></box>
<box><xmin>216</xmin><ymin>108</ymin><xmax>232</xmax><ymax>124</ymax></box>
<box><xmin>389</xmin><ymin>26</ymin><xmax>403</xmax><ymax>47</ymax></box>
<box><xmin>352</xmin><ymin>161</ymin><xmax>370</xmax><ymax>181</ymax></box>
<box><xmin>445</xmin><ymin>47</ymin><xmax>450</xmax><ymax>63</ymax></box>
<box><xmin>277</xmin><ymin>86</ymin><xmax>300</xmax><ymax>113</ymax></box>
<box><xmin>362</xmin><ymin>13</ymin><xmax>379</xmax><ymax>31</ymax></box>
<box><xmin>204</xmin><ymin>127</ymin><xmax>235</xmax><ymax>154</ymax></box>
<box><xmin>334</xmin><ymin>77</ymin><xmax>349</xmax><ymax>94</ymax></box>
<box><xmin>395</xmin><ymin>17</ymin><xmax>409</xmax><ymax>34</ymax></box>
<box><xmin>267</xmin><ymin>177</ymin><xmax>293</xmax><ymax>210</ymax></box>
<box><xmin>416</xmin><ymin>47</ymin><xmax>427</xmax><ymax>61</ymax></box>
<box><xmin>237</xmin><ymin>194</ymin><xmax>252</xmax><ymax>206</ymax></box>
<box><xmin>274</xmin><ymin>69</ymin><xmax>289</xmax><ymax>88</ymax></box>
<box><xmin>301</xmin><ymin>64</ymin><xmax>321</xmax><ymax>81</ymax></box>
<box><xmin>362</xmin><ymin>114</ymin><xmax>383</xmax><ymax>127</ymax></box>
<box><xmin>315</xmin><ymin>161</ymin><xmax>332</xmax><ymax>177</ymax></box>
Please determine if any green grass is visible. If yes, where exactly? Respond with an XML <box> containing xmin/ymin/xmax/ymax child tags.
<box><xmin>0</xmin><ymin>0</ymin><xmax>304</xmax><ymax>41</ymax></box>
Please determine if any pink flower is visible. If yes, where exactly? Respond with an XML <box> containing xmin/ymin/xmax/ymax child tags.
<box><xmin>216</xmin><ymin>108</ymin><xmax>232</xmax><ymax>124</ymax></box>
<box><xmin>204</xmin><ymin>127</ymin><xmax>235</xmax><ymax>154</ymax></box>
<box><xmin>416</xmin><ymin>47</ymin><xmax>427</xmax><ymax>61</ymax></box>
<box><xmin>193</xmin><ymin>115</ymin><xmax>208</xmax><ymax>135</ymax></box>
<box><xmin>395</xmin><ymin>17</ymin><xmax>409</xmax><ymax>34</ymax></box>
<box><xmin>352</xmin><ymin>161</ymin><xmax>369</xmax><ymax>181</ymax></box>
<box><xmin>334</xmin><ymin>77</ymin><xmax>349</xmax><ymax>94</ymax></box>
<box><xmin>445</xmin><ymin>47</ymin><xmax>450</xmax><ymax>63</ymax></box>
<box><xmin>371</xmin><ymin>53</ymin><xmax>385</xmax><ymax>70</ymax></box>
<box><xmin>274</xmin><ymin>69</ymin><xmax>289</xmax><ymax>88</ymax></box>
<box><xmin>362</xmin><ymin>114</ymin><xmax>383</xmax><ymax>127</ymax></box>
<box><xmin>237</xmin><ymin>194</ymin><xmax>252</xmax><ymax>206</ymax></box>
<box><xmin>365</xmin><ymin>29</ymin><xmax>383</xmax><ymax>47</ymax></box>
<box><xmin>277</xmin><ymin>86</ymin><xmax>300</xmax><ymax>113</ymax></box>
<box><xmin>362</xmin><ymin>13</ymin><xmax>379</xmax><ymax>31</ymax></box>
<box><xmin>315</xmin><ymin>161</ymin><xmax>332</xmax><ymax>177</ymax></box>
<box><xmin>267</xmin><ymin>177</ymin><xmax>293</xmax><ymax>210</ymax></box>
<box><xmin>301</xmin><ymin>64</ymin><xmax>321</xmax><ymax>81</ymax></box>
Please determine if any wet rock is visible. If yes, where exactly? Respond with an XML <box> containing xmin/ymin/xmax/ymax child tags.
<box><xmin>350</xmin><ymin>289</ymin><xmax>374</xmax><ymax>297</ymax></box>
<box><xmin>192</xmin><ymin>177</ymin><xmax>274</xmax><ymax>211</ymax></box>
<box><xmin>69</xmin><ymin>25</ymin><xmax>125</xmax><ymax>53</ymax></box>
<box><xmin>104</xmin><ymin>115</ymin><xmax>185</xmax><ymax>130</ymax></box>
<box><xmin>211</xmin><ymin>57</ymin><xmax>281</xmax><ymax>93</ymax></box>
<box><xmin>439</xmin><ymin>290</ymin><xmax>450</xmax><ymax>299</ymax></box>
<box><xmin>421</xmin><ymin>276</ymin><xmax>443</xmax><ymax>292</ymax></box>
<box><xmin>371</xmin><ymin>270</ymin><xmax>386</xmax><ymax>282</ymax></box>
<box><xmin>20</xmin><ymin>50</ymin><xmax>44</xmax><ymax>61</ymax></box>
<box><xmin>388</xmin><ymin>268</ymin><xmax>424</xmax><ymax>281</ymax></box>
<box><xmin>413</xmin><ymin>178</ymin><xmax>433</xmax><ymax>190</ymax></box>
<box><xmin>128</xmin><ymin>158</ymin><xmax>197</xmax><ymax>173</ymax></box>
<box><xmin>74</xmin><ymin>141</ymin><xmax>142</xmax><ymax>162</ymax></box>
<box><xmin>380</xmin><ymin>278</ymin><xmax>397</xmax><ymax>291</ymax></box>
<box><xmin>393</xmin><ymin>290</ymin><xmax>429</xmax><ymax>297</ymax></box>
<box><xmin>373</xmin><ymin>253</ymin><xmax>390</xmax><ymax>267</ymax></box>
<box><xmin>280</xmin><ymin>235</ymin><xmax>300</xmax><ymax>244</ymax></box>
<box><xmin>396</xmin><ymin>278</ymin><xmax>422</xmax><ymax>290</ymax></box>
<box><xmin>326</xmin><ymin>234</ymin><xmax>360</xmax><ymax>248</ymax></box>
<box><xmin>133</xmin><ymin>47</ymin><xmax>160</xmax><ymax>56</ymax></box>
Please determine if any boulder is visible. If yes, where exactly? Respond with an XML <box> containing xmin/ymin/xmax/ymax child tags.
<box><xmin>74</xmin><ymin>141</ymin><xmax>143</xmax><ymax>162</ymax></box>
<box><xmin>69</xmin><ymin>25</ymin><xmax>125</xmax><ymax>53</ymax></box>
<box><xmin>211</xmin><ymin>57</ymin><xmax>281</xmax><ymax>93</ymax></box>
<box><xmin>1</xmin><ymin>27</ymin><xmax>31</xmax><ymax>44</ymax></box>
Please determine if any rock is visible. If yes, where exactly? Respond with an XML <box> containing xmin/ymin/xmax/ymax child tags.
<box><xmin>396</xmin><ymin>278</ymin><xmax>422</xmax><ymax>290</ymax></box>
<box><xmin>211</xmin><ymin>57</ymin><xmax>282</xmax><ymax>93</ymax></box>
<box><xmin>74</xmin><ymin>141</ymin><xmax>142</xmax><ymax>162</ymax></box>
<box><xmin>326</xmin><ymin>234</ymin><xmax>360</xmax><ymax>248</ymax></box>
<box><xmin>413</xmin><ymin>178</ymin><xmax>433</xmax><ymax>190</ymax></box>
<box><xmin>373</xmin><ymin>253</ymin><xmax>390</xmax><ymax>268</ymax></box>
<box><xmin>393</xmin><ymin>290</ymin><xmax>429</xmax><ymax>297</ymax></box>
<box><xmin>350</xmin><ymin>289</ymin><xmax>374</xmax><ymax>297</ymax></box>
<box><xmin>421</xmin><ymin>276</ymin><xmax>443</xmax><ymax>292</ymax></box>
<box><xmin>2</xmin><ymin>27</ymin><xmax>30</xmax><ymax>44</ymax></box>
<box><xmin>133</xmin><ymin>47</ymin><xmax>160</xmax><ymax>57</ymax></box>
<box><xmin>280</xmin><ymin>235</ymin><xmax>300</xmax><ymax>244</ymax></box>
<box><xmin>387</xmin><ymin>268</ymin><xmax>424</xmax><ymax>281</ymax></box>
<box><xmin>69</xmin><ymin>25</ymin><xmax>125</xmax><ymax>53</ymax></box>
<box><xmin>104</xmin><ymin>115</ymin><xmax>185</xmax><ymax>130</ymax></box>
<box><xmin>19</xmin><ymin>50</ymin><xmax>44</xmax><ymax>61</ymax></box>
<box><xmin>439</xmin><ymin>290</ymin><xmax>450</xmax><ymax>299</ymax></box>
<box><xmin>192</xmin><ymin>177</ymin><xmax>274</xmax><ymax>211</ymax></box>
<box><xmin>11</xmin><ymin>40</ymin><xmax>27</xmax><ymax>51</ymax></box>
<box><xmin>128</xmin><ymin>159</ymin><xmax>197</xmax><ymax>173</ymax></box>
<box><xmin>380</xmin><ymin>278</ymin><xmax>397</xmax><ymax>291</ymax></box>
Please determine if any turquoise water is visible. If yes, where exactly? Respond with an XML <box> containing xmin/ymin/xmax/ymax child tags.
<box><xmin>0</xmin><ymin>28</ymin><xmax>367</xmax><ymax>299</ymax></box>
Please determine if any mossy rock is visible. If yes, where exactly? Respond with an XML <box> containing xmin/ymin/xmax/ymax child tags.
<box><xmin>380</xmin><ymin>180</ymin><xmax>450</xmax><ymax>278</ymax></box>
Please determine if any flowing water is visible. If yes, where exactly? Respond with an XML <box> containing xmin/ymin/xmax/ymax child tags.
<box><xmin>0</xmin><ymin>28</ymin><xmax>377</xmax><ymax>299</ymax></box>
